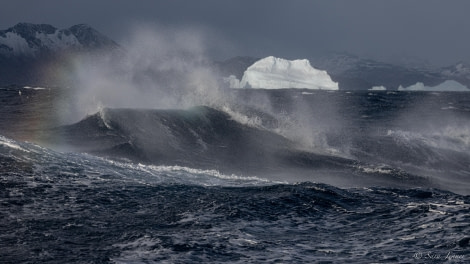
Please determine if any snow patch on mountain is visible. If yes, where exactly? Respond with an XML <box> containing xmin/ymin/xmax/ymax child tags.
<box><xmin>441</xmin><ymin>63</ymin><xmax>470</xmax><ymax>77</ymax></box>
<box><xmin>398</xmin><ymin>80</ymin><xmax>469</xmax><ymax>92</ymax></box>
<box><xmin>226</xmin><ymin>56</ymin><xmax>338</xmax><ymax>90</ymax></box>
<box><xmin>35</xmin><ymin>31</ymin><xmax>81</xmax><ymax>50</ymax></box>
<box><xmin>1</xmin><ymin>32</ymin><xmax>34</xmax><ymax>56</ymax></box>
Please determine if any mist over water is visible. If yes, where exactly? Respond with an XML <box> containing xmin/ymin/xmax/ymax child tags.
<box><xmin>16</xmin><ymin>24</ymin><xmax>467</xmax><ymax>195</ymax></box>
<box><xmin>58</xmin><ymin>25</ymin><xmax>347</xmax><ymax>160</ymax></box>
<box><xmin>63</xmin><ymin>25</ymin><xmax>228</xmax><ymax>123</ymax></box>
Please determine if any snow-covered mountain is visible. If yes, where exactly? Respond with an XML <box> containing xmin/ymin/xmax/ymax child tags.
<box><xmin>0</xmin><ymin>23</ymin><xmax>120</xmax><ymax>85</ymax></box>
<box><xmin>0</xmin><ymin>23</ymin><xmax>119</xmax><ymax>57</ymax></box>
<box><xmin>226</xmin><ymin>56</ymin><xmax>338</xmax><ymax>90</ymax></box>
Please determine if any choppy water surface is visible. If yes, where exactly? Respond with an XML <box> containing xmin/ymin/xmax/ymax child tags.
<box><xmin>1</xmin><ymin>87</ymin><xmax>469</xmax><ymax>263</ymax></box>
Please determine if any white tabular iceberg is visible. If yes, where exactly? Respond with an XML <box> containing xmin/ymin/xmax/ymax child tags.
<box><xmin>398</xmin><ymin>80</ymin><xmax>469</xmax><ymax>92</ymax></box>
<box><xmin>227</xmin><ymin>56</ymin><xmax>338</xmax><ymax>90</ymax></box>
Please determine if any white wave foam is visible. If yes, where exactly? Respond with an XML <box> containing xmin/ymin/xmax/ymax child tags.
<box><xmin>101</xmin><ymin>158</ymin><xmax>281</xmax><ymax>186</ymax></box>
<box><xmin>0</xmin><ymin>133</ymin><xmax>281</xmax><ymax>187</ymax></box>
<box><xmin>386</xmin><ymin>126</ymin><xmax>470</xmax><ymax>152</ymax></box>
<box><xmin>0</xmin><ymin>136</ymin><xmax>30</xmax><ymax>152</ymax></box>
<box><xmin>221</xmin><ymin>106</ymin><xmax>263</xmax><ymax>128</ymax></box>
<box><xmin>142</xmin><ymin>164</ymin><xmax>273</xmax><ymax>183</ymax></box>
<box><xmin>97</xmin><ymin>108</ymin><xmax>113</xmax><ymax>130</ymax></box>
<box><xmin>112</xmin><ymin>236</ymin><xmax>167</xmax><ymax>263</ymax></box>
<box><xmin>23</xmin><ymin>86</ymin><xmax>46</xmax><ymax>90</ymax></box>
<box><xmin>356</xmin><ymin>164</ymin><xmax>394</xmax><ymax>175</ymax></box>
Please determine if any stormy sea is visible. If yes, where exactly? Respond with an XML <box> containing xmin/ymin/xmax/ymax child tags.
<box><xmin>1</xmin><ymin>86</ymin><xmax>469</xmax><ymax>263</ymax></box>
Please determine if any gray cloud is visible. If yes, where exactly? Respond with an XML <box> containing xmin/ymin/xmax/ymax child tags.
<box><xmin>1</xmin><ymin>0</ymin><xmax>470</xmax><ymax>66</ymax></box>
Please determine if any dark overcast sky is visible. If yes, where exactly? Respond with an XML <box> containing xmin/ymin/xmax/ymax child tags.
<box><xmin>2</xmin><ymin>0</ymin><xmax>470</xmax><ymax>66</ymax></box>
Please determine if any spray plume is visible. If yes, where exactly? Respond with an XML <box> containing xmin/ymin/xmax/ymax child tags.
<box><xmin>59</xmin><ymin>24</ymin><xmax>228</xmax><ymax>123</ymax></box>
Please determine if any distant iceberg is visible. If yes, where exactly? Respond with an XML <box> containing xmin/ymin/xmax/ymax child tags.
<box><xmin>369</xmin><ymin>86</ymin><xmax>387</xmax><ymax>91</ymax></box>
<box><xmin>398</xmin><ymin>80</ymin><xmax>469</xmax><ymax>92</ymax></box>
<box><xmin>225</xmin><ymin>56</ymin><xmax>338</xmax><ymax>90</ymax></box>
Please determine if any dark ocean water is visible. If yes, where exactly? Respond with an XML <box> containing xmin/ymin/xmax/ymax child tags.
<box><xmin>1</xmin><ymin>86</ymin><xmax>469</xmax><ymax>263</ymax></box>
